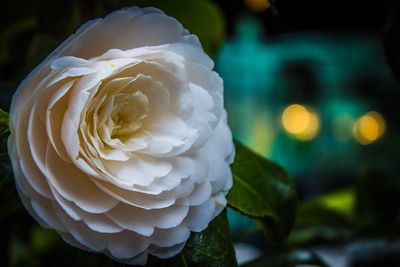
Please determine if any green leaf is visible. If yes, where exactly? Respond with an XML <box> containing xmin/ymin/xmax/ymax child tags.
<box><xmin>0</xmin><ymin>109</ymin><xmax>20</xmax><ymax>222</ymax></box>
<box><xmin>183</xmin><ymin>209</ymin><xmax>238</xmax><ymax>267</ymax></box>
<box><xmin>227</xmin><ymin>142</ymin><xmax>297</xmax><ymax>242</ymax></box>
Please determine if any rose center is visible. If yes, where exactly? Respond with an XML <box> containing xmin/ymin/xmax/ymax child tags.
<box><xmin>110</xmin><ymin>91</ymin><xmax>148</xmax><ymax>138</ymax></box>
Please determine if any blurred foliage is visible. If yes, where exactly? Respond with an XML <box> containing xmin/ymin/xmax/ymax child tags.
<box><xmin>355</xmin><ymin>168</ymin><xmax>400</xmax><ymax>231</ymax></box>
<box><xmin>294</xmin><ymin>168</ymin><xmax>400</xmax><ymax>246</ymax></box>
<box><xmin>0</xmin><ymin>109</ymin><xmax>19</xmax><ymax>222</ymax></box>
<box><xmin>242</xmin><ymin>250</ymin><xmax>327</xmax><ymax>267</ymax></box>
<box><xmin>242</xmin><ymin>167</ymin><xmax>400</xmax><ymax>266</ymax></box>
<box><xmin>384</xmin><ymin>2</ymin><xmax>400</xmax><ymax>85</ymax></box>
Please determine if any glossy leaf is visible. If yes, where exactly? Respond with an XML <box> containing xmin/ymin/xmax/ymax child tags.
<box><xmin>183</xmin><ymin>209</ymin><xmax>238</xmax><ymax>267</ymax></box>
<box><xmin>227</xmin><ymin>142</ymin><xmax>297</xmax><ymax>242</ymax></box>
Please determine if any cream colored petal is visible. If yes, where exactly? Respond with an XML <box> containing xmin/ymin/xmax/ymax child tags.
<box><xmin>53</xmin><ymin>205</ymin><xmax>107</xmax><ymax>251</ymax></box>
<box><xmin>59</xmin><ymin>232</ymin><xmax>92</xmax><ymax>252</ymax></box>
<box><xmin>183</xmin><ymin>198</ymin><xmax>216</xmax><ymax>232</ymax></box>
<box><xmin>106</xmin><ymin>204</ymin><xmax>189</xmax><ymax>236</ymax></box>
<box><xmin>141</xmin><ymin>116</ymin><xmax>190</xmax><ymax>156</ymax></box>
<box><xmin>148</xmin><ymin>42</ymin><xmax>213</xmax><ymax>69</ymax></box>
<box><xmin>46</xmin><ymin>80</ymin><xmax>75</xmax><ymax>162</ymax></box>
<box><xmin>31</xmin><ymin>198</ymin><xmax>65</xmax><ymax>231</ymax></box>
<box><xmin>55</xmin><ymin>204</ymin><xmax>148</xmax><ymax>258</ymax></box>
<box><xmin>93</xmin><ymin>179</ymin><xmax>176</xmax><ymax>210</ymax></box>
<box><xmin>129</xmin><ymin>75</ymin><xmax>170</xmax><ymax>124</ymax></box>
<box><xmin>65</xmin><ymin>7</ymin><xmax>200</xmax><ymax>59</ymax></box>
<box><xmin>50</xmin><ymin>184</ymin><xmax>81</xmax><ymax>221</ymax></box>
<box><xmin>211</xmin><ymin>192</ymin><xmax>228</xmax><ymax>220</ymax></box>
<box><xmin>176</xmin><ymin>182</ymin><xmax>212</xmax><ymax>206</ymax></box>
<box><xmin>148</xmin><ymin>242</ymin><xmax>186</xmax><ymax>259</ymax></box>
<box><xmin>158</xmin><ymin>152</ymin><xmax>209</xmax><ymax>200</ymax></box>
<box><xmin>12</xmin><ymin>108</ymin><xmax>53</xmax><ymax>199</ymax></box>
<box><xmin>50</xmin><ymin>56</ymin><xmax>88</xmax><ymax>71</ymax></box>
<box><xmin>51</xmin><ymin>187</ymin><xmax>123</xmax><ymax>234</ymax></box>
<box><xmin>106</xmin><ymin>231</ymin><xmax>150</xmax><ymax>260</ymax></box>
<box><xmin>97</xmin><ymin>156</ymin><xmax>193</xmax><ymax>196</ymax></box>
<box><xmin>103</xmin><ymin>155</ymin><xmax>173</xmax><ymax>187</ymax></box>
<box><xmin>10</xmin><ymin>142</ymin><xmax>61</xmax><ymax>232</ymax></box>
<box><xmin>28</xmin><ymin>105</ymin><xmax>52</xmax><ymax>179</ymax></box>
<box><xmin>208</xmin><ymin>111</ymin><xmax>235</xmax><ymax>161</ymax></box>
<box><xmin>145</xmin><ymin>225</ymin><xmax>190</xmax><ymax>247</ymax></box>
<box><xmin>184</xmin><ymin>60</ymin><xmax>224</xmax><ymax>127</ymax></box>
<box><xmin>146</xmin><ymin>156</ymin><xmax>193</xmax><ymax>193</ymax></box>
<box><xmin>119</xmin><ymin>252</ymin><xmax>148</xmax><ymax>266</ymax></box>
<box><xmin>210</xmin><ymin>163</ymin><xmax>232</xmax><ymax>195</ymax></box>
<box><xmin>45</xmin><ymin>143</ymin><xmax>118</xmax><ymax>213</ymax></box>
<box><xmin>190</xmin><ymin>83</ymin><xmax>216</xmax><ymax>120</ymax></box>
<box><xmin>117</xmin><ymin>60</ymin><xmax>193</xmax><ymax>121</ymax></box>
<box><xmin>15</xmin><ymin>187</ymin><xmax>52</xmax><ymax>229</ymax></box>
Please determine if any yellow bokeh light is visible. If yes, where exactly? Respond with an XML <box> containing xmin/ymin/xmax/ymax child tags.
<box><xmin>245</xmin><ymin>0</ymin><xmax>271</xmax><ymax>12</ymax></box>
<box><xmin>353</xmin><ymin>111</ymin><xmax>386</xmax><ymax>145</ymax></box>
<box><xmin>281</xmin><ymin>104</ymin><xmax>320</xmax><ymax>141</ymax></box>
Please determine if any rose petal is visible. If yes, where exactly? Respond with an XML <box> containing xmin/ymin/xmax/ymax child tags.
<box><xmin>45</xmin><ymin>143</ymin><xmax>118</xmax><ymax>213</ymax></box>
<box><xmin>183</xmin><ymin>198</ymin><xmax>216</xmax><ymax>232</ymax></box>
<box><xmin>65</xmin><ymin>7</ymin><xmax>200</xmax><ymax>59</ymax></box>
<box><xmin>106</xmin><ymin>204</ymin><xmax>189</xmax><ymax>236</ymax></box>
<box><xmin>146</xmin><ymin>225</ymin><xmax>190</xmax><ymax>247</ymax></box>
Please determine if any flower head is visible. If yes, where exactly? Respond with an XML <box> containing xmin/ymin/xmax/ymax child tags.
<box><xmin>8</xmin><ymin>7</ymin><xmax>234</xmax><ymax>265</ymax></box>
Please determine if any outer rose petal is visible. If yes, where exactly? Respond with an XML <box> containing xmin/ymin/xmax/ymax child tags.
<box><xmin>8</xmin><ymin>6</ymin><xmax>235</xmax><ymax>265</ymax></box>
<box><xmin>64</xmin><ymin>7</ymin><xmax>201</xmax><ymax>59</ymax></box>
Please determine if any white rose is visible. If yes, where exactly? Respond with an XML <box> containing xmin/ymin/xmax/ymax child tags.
<box><xmin>7</xmin><ymin>7</ymin><xmax>234</xmax><ymax>265</ymax></box>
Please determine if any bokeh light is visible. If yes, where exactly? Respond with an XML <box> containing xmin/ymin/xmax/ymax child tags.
<box><xmin>245</xmin><ymin>0</ymin><xmax>271</xmax><ymax>12</ymax></box>
<box><xmin>281</xmin><ymin>104</ymin><xmax>320</xmax><ymax>141</ymax></box>
<box><xmin>353</xmin><ymin>111</ymin><xmax>386</xmax><ymax>145</ymax></box>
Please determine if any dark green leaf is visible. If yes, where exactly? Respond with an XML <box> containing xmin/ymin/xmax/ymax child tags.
<box><xmin>227</xmin><ymin>142</ymin><xmax>297</xmax><ymax>242</ymax></box>
<box><xmin>182</xmin><ymin>209</ymin><xmax>237</xmax><ymax>267</ymax></box>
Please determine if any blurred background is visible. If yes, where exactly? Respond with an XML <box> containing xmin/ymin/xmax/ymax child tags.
<box><xmin>1</xmin><ymin>0</ymin><xmax>400</xmax><ymax>266</ymax></box>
